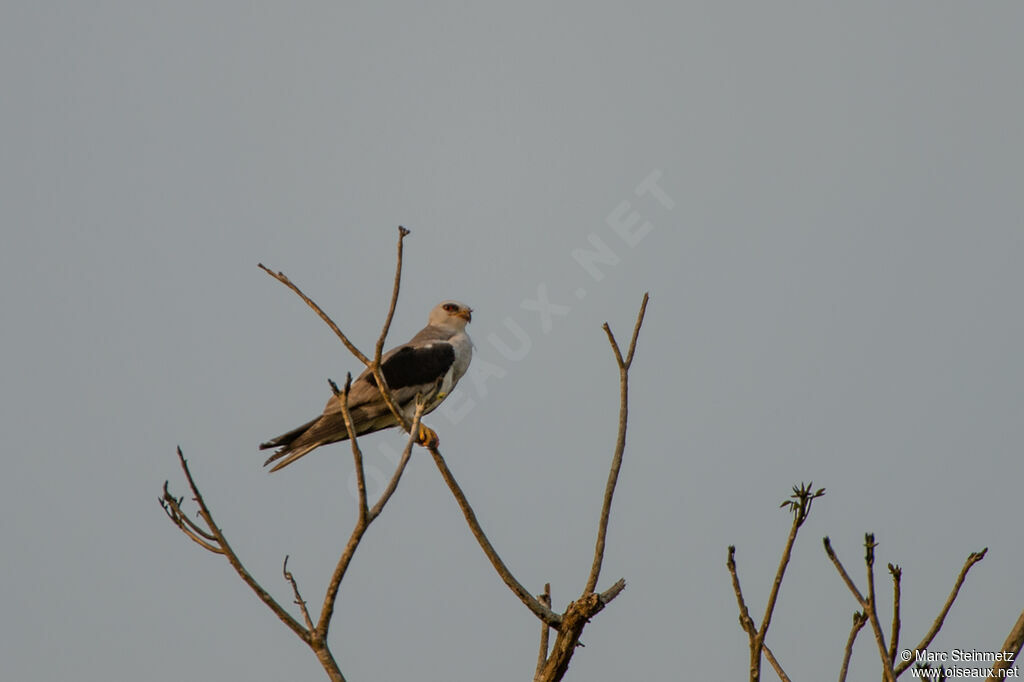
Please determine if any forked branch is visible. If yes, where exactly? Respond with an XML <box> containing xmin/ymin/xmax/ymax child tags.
<box><xmin>315</xmin><ymin>401</ymin><xmax>427</xmax><ymax>640</ymax></box>
<box><xmin>585</xmin><ymin>292</ymin><xmax>649</xmax><ymax>595</ymax></box>
<box><xmin>823</xmin><ymin>535</ymin><xmax>897</xmax><ymax>682</ymax></box>
<box><xmin>535</xmin><ymin>293</ymin><xmax>649</xmax><ymax>681</ymax></box>
<box><xmin>825</xmin><ymin>535</ymin><xmax>987</xmax><ymax>682</ymax></box>
<box><xmin>726</xmin><ymin>483</ymin><xmax>824</xmax><ymax>682</ymax></box>
<box><xmin>426</xmin><ymin>294</ymin><xmax>648</xmax><ymax>682</ymax></box>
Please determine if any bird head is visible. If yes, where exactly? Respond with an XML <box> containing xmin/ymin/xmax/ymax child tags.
<box><xmin>430</xmin><ymin>300</ymin><xmax>473</xmax><ymax>328</ymax></box>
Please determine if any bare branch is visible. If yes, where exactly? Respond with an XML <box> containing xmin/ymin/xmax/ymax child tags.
<box><xmin>258</xmin><ymin>263</ymin><xmax>370</xmax><ymax>367</ymax></box>
<box><xmin>759</xmin><ymin>486</ymin><xmax>821</xmax><ymax>650</ymax></box>
<box><xmin>585</xmin><ymin>292</ymin><xmax>648</xmax><ymax>595</ymax></box>
<box><xmin>598</xmin><ymin>578</ymin><xmax>626</xmax><ymax>604</ymax></box>
<box><xmin>987</xmin><ymin>609</ymin><xmax>1024</xmax><ymax>682</ymax></box>
<box><xmin>839</xmin><ymin>611</ymin><xmax>868</xmax><ymax>682</ymax></box>
<box><xmin>375</xmin><ymin>226</ymin><xmax>409</xmax><ymax>364</ymax></box>
<box><xmin>823</xmin><ymin>535</ymin><xmax>895</xmax><ymax>682</ymax></box>
<box><xmin>888</xmin><ymin>563</ymin><xmax>902</xmax><ymax>665</ymax></box>
<box><xmin>367</xmin><ymin>227</ymin><xmax>417</xmax><ymax>435</ymax></box>
<box><xmin>535</xmin><ymin>583</ymin><xmax>552</xmax><ymax>681</ymax></box>
<box><xmin>727</xmin><ymin>546</ymin><xmax>758</xmax><ymax>640</ymax></box>
<box><xmin>538</xmin><ymin>586</ymin><xmax>623</xmax><ymax>681</ymax></box>
<box><xmin>727</xmin><ymin>546</ymin><xmax>765</xmax><ymax>682</ymax></box>
<box><xmin>333</xmin><ymin>373</ymin><xmax>368</xmax><ymax>521</ymax></box>
<box><xmin>726</xmin><ymin>485</ymin><xmax>821</xmax><ymax>682</ymax></box>
<box><xmin>260</xmin><ymin>227</ymin><xmax>413</xmax><ymax>437</ymax></box>
<box><xmin>622</xmin><ymin>292</ymin><xmax>649</xmax><ymax>368</ymax></box>
<box><xmin>865</xmin><ymin>554</ymin><xmax>895</xmax><ymax>681</ymax></box>
<box><xmin>427</xmin><ymin>443</ymin><xmax>561</xmax><ymax>628</ymax></box>
<box><xmin>160</xmin><ymin>493</ymin><xmax>225</xmax><ymax>554</ymax></box>
<box><xmin>761</xmin><ymin>643</ymin><xmax>792</xmax><ymax>682</ymax></box>
<box><xmin>283</xmin><ymin>555</ymin><xmax>315</xmax><ymax>633</ymax></box>
<box><xmin>895</xmin><ymin>548</ymin><xmax>988</xmax><ymax>675</ymax></box>
<box><xmin>367</xmin><ymin>402</ymin><xmax>424</xmax><ymax>522</ymax></box>
<box><xmin>164</xmin><ymin>448</ymin><xmax>311</xmax><ymax>644</ymax></box>
<box><xmin>753</xmin><ymin>518</ymin><xmax>798</xmax><ymax>678</ymax></box>
<box><xmin>316</xmin><ymin>405</ymin><xmax>426</xmax><ymax>639</ymax></box>
<box><xmin>161</xmin><ymin>482</ymin><xmax>219</xmax><ymax>541</ymax></box>
<box><xmin>863</xmin><ymin>534</ymin><xmax>896</xmax><ymax>682</ymax></box>
<box><xmin>824</xmin><ymin>537</ymin><xmax>866</xmax><ymax>604</ymax></box>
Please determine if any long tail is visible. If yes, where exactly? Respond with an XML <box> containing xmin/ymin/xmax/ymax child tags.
<box><xmin>260</xmin><ymin>406</ymin><xmax>392</xmax><ymax>472</ymax></box>
<box><xmin>260</xmin><ymin>418</ymin><xmax>323</xmax><ymax>472</ymax></box>
<box><xmin>263</xmin><ymin>442</ymin><xmax>321</xmax><ymax>472</ymax></box>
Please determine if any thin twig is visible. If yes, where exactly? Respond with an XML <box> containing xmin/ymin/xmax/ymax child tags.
<box><xmin>757</xmin><ymin>503</ymin><xmax>802</xmax><ymax>660</ymax></box>
<box><xmin>585</xmin><ymin>292</ymin><xmax>648</xmax><ymax>595</ymax></box>
<box><xmin>376</xmin><ymin>226</ymin><xmax>409</xmax><ymax>364</ymax></box>
<box><xmin>839</xmin><ymin>612</ymin><xmax>868</xmax><ymax>682</ymax></box>
<box><xmin>427</xmin><ymin>443</ymin><xmax>561</xmax><ymax>628</ymax></box>
<box><xmin>257</xmin><ymin>263</ymin><xmax>370</xmax><ymax>367</ymax></box>
<box><xmin>727</xmin><ymin>546</ymin><xmax>763</xmax><ymax>682</ymax></box>
<box><xmin>332</xmin><ymin>374</ymin><xmax>368</xmax><ymax>521</ymax></box>
<box><xmin>895</xmin><ymin>548</ymin><xmax>988</xmax><ymax>675</ymax></box>
<box><xmin>863</xmin><ymin>534</ymin><xmax>891</xmax><ymax>673</ymax></box>
<box><xmin>283</xmin><ymin>555</ymin><xmax>315</xmax><ymax>632</ymax></box>
<box><xmin>161</xmin><ymin>483</ymin><xmax>219</xmax><ymax>541</ymax></box>
<box><xmin>535</xmin><ymin>583</ymin><xmax>552</xmax><ymax>681</ymax></box>
<box><xmin>727</xmin><ymin>546</ymin><xmax>758</xmax><ymax>639</ymax></box>
<box><xmin>369</xmin><ymin>227</ymin><xmax>415</xmax><ymax>435</ymax></box>
<box><xmin>824</xmin><ymin>537</ymin><xmax>865</xmax><ymax>603</ymax></box>
<box><xmin>160</xmin><ymin>493</ymin><xmax>225</xmax><ymax>554</ymax></box>
<box><xmin>888</xmin><ymin>563</ymin><xmax>902</xmax><ymax>665</ymax></box>
<box><xmin>168</xmin><ymin>448</ymin><xmax>311</xmax><ymax>644</ymax></box>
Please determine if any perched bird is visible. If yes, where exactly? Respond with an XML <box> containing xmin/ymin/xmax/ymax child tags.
<box><xmin>261</xmin><ymin>300</ymin><xmax>473</xmax><ymax>472</ymax></box>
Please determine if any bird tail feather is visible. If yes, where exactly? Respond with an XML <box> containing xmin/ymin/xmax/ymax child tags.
<box><xmin>260</xmin><ymin>417</ymin><xmax>323</xmax><ymax>472</ymax></box>
<box><xmin>264</xmin><ymin>442</ymin><xmax>320</xmax><ymax>472</ymax></box>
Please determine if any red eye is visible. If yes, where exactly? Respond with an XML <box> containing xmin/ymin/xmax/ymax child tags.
<box><xmin>443</xmin><ymin>303</ymin><xmax>458</xmax><ymax>312</ymax></box>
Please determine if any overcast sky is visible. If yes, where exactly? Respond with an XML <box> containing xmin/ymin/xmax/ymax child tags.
<box><xmin>3</xmin><ymin>3</ymin><xmax>1022</xmax><ymax>681</ymax></box>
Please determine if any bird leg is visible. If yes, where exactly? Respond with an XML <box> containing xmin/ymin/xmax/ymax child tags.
<box><xmin>416</xmin><ymin>423</ymin><xmax>439</xmax><ymax>448</ymax></box>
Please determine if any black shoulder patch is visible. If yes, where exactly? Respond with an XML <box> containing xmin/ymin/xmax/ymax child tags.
<box><xmin>367</xmin><ymin>344</ymin><xmax>456</xmax><ymax>389</ymax></box>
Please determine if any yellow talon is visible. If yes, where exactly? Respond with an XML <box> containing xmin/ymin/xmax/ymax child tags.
<box><xmin>416</xmin><ymin>424</ymin><xmax>439</xmax><ymax>448</ymax></box>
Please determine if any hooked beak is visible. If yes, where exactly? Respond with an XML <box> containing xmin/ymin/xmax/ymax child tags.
<box><xmin>457</xmin><ymin>308</ymin><xmax>473</xmax><ymax>323</ymax></box>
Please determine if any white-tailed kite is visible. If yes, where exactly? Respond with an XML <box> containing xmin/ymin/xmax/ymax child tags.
<box><xmin>261</xmin><ymin>300</ymin><xmax>473</xmax><ymax>472</ymax></box>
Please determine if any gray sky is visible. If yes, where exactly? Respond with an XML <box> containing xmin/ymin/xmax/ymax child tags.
<box><xmin>3</xmin><ymin>3</ymin><xmax>1022</xmax><ymax>681</ymax></box>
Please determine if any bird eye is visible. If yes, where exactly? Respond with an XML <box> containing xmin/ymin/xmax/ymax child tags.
<box><xmin>443</xmin><ymin>303</ymin><xmax>458</xmax><ymax>312</ymax></box>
